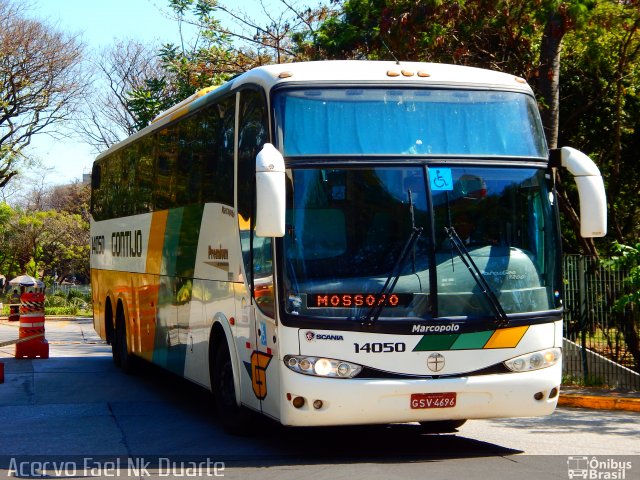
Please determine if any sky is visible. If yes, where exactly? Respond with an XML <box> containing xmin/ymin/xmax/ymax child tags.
<box><xmin>25</xmin><ymin>0</ymin><xmax>186</xmax><ymax>185</ymax></box>
<box><xmin>24</xmin><ymin>0</ymin><xmax>271</xmax><ymax>186</ymax></box>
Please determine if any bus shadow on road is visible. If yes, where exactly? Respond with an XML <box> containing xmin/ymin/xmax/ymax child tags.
<box><xmin>245</xmin><ymin>424</ymin><xmax>522</xmax><ymax>466</ymax></box>
<box><xmin>125</xmin><ymin>361</ymin><xmax>522</xmax><ymax>466</ymax></box>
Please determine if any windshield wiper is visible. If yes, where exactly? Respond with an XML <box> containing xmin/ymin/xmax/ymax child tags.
<box><xmin>445</xmin><ymin>226</ymin><xmax>509</xmax><ymax>326</ymax></box>
<box><xmin>360</xmin><ymin>226</ymin><xmax>423</xmax><ymax>327</ymax></box>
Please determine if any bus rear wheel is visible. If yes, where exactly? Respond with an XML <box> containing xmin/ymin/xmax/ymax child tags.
<box><xmin>211</xmin><ymin>345</ymin><xmax>253</xmax><ymax>435</ymax></box>
<box><xmin>418</xmin><ymin>419</ymin><xmax>467</xmax><ymax>433</ymax></box>
<box><xmin>106</xmin><ymin>302</ymin><xmax>120</xmax><ymax>367</ymax></box>
<box><xmin>114</xmin><ymin>307</ymin><xmax>135</xmax><ymax>374</ymax></box>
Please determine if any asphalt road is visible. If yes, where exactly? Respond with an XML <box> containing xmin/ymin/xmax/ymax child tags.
<box><xmin>0</xmin><ymin>318</ymin><xmax>638</xmax><ymax>480</ymax></box>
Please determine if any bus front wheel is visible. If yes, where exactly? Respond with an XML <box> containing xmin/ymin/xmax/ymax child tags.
<box><xmin>211</xmin><ymin>345</ymin><xmax>253</xmax><ymax>435</ymax></box>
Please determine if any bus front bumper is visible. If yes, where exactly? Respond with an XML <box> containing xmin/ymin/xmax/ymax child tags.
<box><xmin>278</xmin><ymin>362</ymin><xmax>561</xmax><ymax>427</ymax></box>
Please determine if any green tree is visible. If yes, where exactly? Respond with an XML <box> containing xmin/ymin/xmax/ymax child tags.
<box><xmin>39</xmin><ymin>211</ymin><xmax>90</xmax><ymax>284</ymax></box>
<box><xmin>0</xmin><ymin>202</ymin><xmax>18</xmax><ymax>276</ymax></box>
<box><xmin>127</xmin><ymin>0</ymin><xmax>331</xmax><ymax>129</ymax></box>
<box><xmin>0</xmin><ymin>180</ymin><xmax>90</xmax><ymax>282</ymax></box>
<box><xmin>560</xmin><ymin>0</ymin><xmax>640</xmax><ymax>249</ymax></box>
<box><xmin>0</xmin><ymin>206</ymin><xmax>89</xmax><ymax>283</ymax></box>
<box><xmin>307</xmin><ymin>0</ymin><xmax>544</xmax><ymax>71</ymax></box>
<box><xmin>127</xmin><ymin>0</ymin><xmax>239</xmax><ymax>127</ymax></box>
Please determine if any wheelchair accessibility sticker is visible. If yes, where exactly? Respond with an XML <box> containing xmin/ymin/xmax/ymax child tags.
<box><xmin>429</xmin><ymin>168</ymin><xmax>453</xmax><ymax>191</ymax></box>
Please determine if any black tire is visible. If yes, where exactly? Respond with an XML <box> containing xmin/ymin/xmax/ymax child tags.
<box><xmin>111</xmin><ymin>332</ymin><xmax>121</xmax><ymax>367</ymax></box>
<box><xmin>419</xmin><ymin>419</ymin><xmax>467</xmax><ymax>433</ymax></box>
<box><xmin>116</xmin><ymin>314</ymin><xmax>135</xmax><ymax>374</ymax></box>
<box><xmin>107</xmin><ymin>304</ymin><xmax>120</xmax><ymax>367</ymax></box>
<box><xmin>111</xmin><ymin>323</ymin><xmax>121</xmax><ymax>368</ymax></box>
<box><xmin>211</xmin><ymin>344</ymin><xmax>253</xmax><ymax>435</ymax></box>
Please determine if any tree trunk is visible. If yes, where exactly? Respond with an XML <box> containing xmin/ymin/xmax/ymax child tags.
<box><xmin>538</xmin><ymin>13</ymin><xmax>564</xmax><ymax>149</ymax></box>
<box><xmin>555</xmin><ymin>172</ymin><xmax>599</xmax><ymax>257</ymax></box>
<box><xmin>539</xmin><ymin>11</ymin><xmax>598</xmax><ymax>257</ymax></box>
<box><xmin>621</xmin><ymin>307</ymin><xmax>640</xmax><ymax>373</ymax></box>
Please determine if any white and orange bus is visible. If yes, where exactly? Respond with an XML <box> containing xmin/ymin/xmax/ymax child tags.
<box><xmin>90</xmin><ymin>61</ymin><xmax>606</xmax><ymax>433</ymax></box>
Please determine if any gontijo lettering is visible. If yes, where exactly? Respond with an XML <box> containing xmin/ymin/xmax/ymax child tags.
<box><xmin>111</xmin><ymin>230</ymin><xmax>143</xmax><ymax>257</ymax></box>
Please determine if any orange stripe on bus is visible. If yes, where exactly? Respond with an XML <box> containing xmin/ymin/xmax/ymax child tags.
<box><xmin>483</xmin><ymin>326</ymin><xmax>529</xmax><ymax>349</ymax></box>
<box><xmin>146</xmin><ymin>210</ymin><xmax>168</xmax><ymax>274</ymax></box>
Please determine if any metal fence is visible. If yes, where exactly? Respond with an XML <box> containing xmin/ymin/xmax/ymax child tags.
<box><xmin>563</xmin><ymin>255</ymin><xmax>640</xmax><ymax>389</ymax></box>
<box><xmin>47</xmin><ymin>284</ymin><xmax>91</xmax><ymax>296</ymax></box>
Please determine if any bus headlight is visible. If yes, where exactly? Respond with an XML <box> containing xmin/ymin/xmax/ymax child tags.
<box><xmin>284</xmin><ymin>355</ymin><xmax>363</xmax><ymax>378</ymax></box>
<box><xmin>504</xmin><ymin>348</ymin><xmax>561</xmax><ymax>372</ymax></box>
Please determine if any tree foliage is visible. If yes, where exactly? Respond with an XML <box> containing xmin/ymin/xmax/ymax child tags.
<box><xmin>0</xmin><ymin>182</ymin><xmax>90</xmax><ymax>283</ymax></box>
<box><xmin>0</xmin><ymin>0</ymin><xmax>86</xmax><ymax>188</ymax></box>
<box><xmin>560</xmin><ymin>0</ymin><xmax>640</xmax><ymax>249</ymax></box>
<box><xmin>126</xmin><ymin>0</ymin><xmax>240</xmax><ymax>128</ymax></box>
<box><xmin>602</xmin><ymin>242</ymin><xmax>640</xmax><ymax>371</ymax></box>
<box><xmin>126</xmin><ymin>0</ymin><xmax>333</xmax><ymax>130</ymax></box>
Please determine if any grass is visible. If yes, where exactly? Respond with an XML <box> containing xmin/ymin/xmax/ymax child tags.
<box><xmin>570</xmin><ymin>326</ymin><xmax>637</xmax><ymax>371</ymax></box>
<box><xmin>562</xmin><ymin>374</ymin><xmax>609</xmax><ymax>388</ymax></box>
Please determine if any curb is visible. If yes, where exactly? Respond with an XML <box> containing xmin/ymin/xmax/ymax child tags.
<box><xmin>558</xmin><ymin>394</ymin><xmax>640</xmax><ymax>413</ymax></box>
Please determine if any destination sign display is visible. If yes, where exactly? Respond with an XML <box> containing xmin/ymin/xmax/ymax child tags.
<box><xmin>308</xmin><ymin>293</ymin><xmax>412</xmax><ymax>308</ymax></box>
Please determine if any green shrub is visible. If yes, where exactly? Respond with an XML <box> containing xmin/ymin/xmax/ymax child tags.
<box><xmin>45</xmin><ymin>306</ymin><xmax>92</xmax><ymax>316</ymax></box>
<box><xmin>45</xmin><ymin>294</ymin><xmax>68</xmax><ymax>307</ymax></box>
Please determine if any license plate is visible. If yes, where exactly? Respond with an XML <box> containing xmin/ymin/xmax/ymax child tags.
<box><xmin>410</xmin><ymin>392</ymin><xmax>457</xmax><ymax>409</ymax></box>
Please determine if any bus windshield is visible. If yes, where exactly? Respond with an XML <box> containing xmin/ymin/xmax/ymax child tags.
<box><xmin>282</xmin><ymin>167</ymin><xmax>561</xmax><ymax>321</ymax></box>
<box><xmin>273</xmin><ymin>88</ymin><xmax>547</xmax><ymax>158</ymax></box>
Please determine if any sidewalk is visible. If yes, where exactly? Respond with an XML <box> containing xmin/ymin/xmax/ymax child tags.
<box><xmin>0</xmin><ymin>316</ymin><xmax>107</xmax><ymax>359</ymax></box>
<box><xmin>1</xmin><ymin>317</ymin><xmax>639</xmax><ymax>413</ymax></box>
<box><xmin>558</xmin><ymin>386</ymin><xmax>640</xmax><ymax>413</ymax></box>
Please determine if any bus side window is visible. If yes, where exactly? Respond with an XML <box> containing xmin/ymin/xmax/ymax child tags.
<box><xmin>91</xmin><ymin>164</ymin><xmax>102</xmax><ymax>220</ymax></box>
<box><xmin>237</xmin><ymin>88</ymin><xmax>273</xmax><ymax>317</ymax></box>
<box><xmin>202</xmin><ymin>97</ymin><xmax>234</xmax><ymax>206</ymax></box>
<box><xmin>155</xmin><ymin>125</ymin><xmax>179</xmax><ymax>210</ymax></box>
<box><xmin>136</xmin><ymin>134</ymin><xmax>155</xmax><ymax>214</ymax></box>
<box><xmin>176</xmin><ymin>114</ymin><xmax>201</xmax><ymax>206</ymax></box>
<box><xmin>123</xmin><ymin>144</ymin><xmax>138</xmax><ymax>216</ymax></box>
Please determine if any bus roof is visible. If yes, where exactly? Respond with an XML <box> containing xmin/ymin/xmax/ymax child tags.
<box><xmin>229</xmin><ymin>60</ymin><xmax>533</xmax><ymax>94</ymax></box>
<box><xmin>96</xmin><ymin>60</ymin><xmax>533</xmax><ymax>162</ymax></box>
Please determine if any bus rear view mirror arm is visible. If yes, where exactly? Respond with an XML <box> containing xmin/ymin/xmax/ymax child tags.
<box><xmin>255</xmin><ymin>143</ymin><xmax>286</xmax><ymax>237</ymax></box>
<box><xmin>552</xmin><ymin>147</ymin><xmax>607</xmax><ymax>238</ymax></box>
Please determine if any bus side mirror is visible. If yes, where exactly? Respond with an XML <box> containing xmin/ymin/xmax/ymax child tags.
<box><xmin>559</xmin><ymin>147</ymin><xmax>607</xmax><ymax>238</ymax></box>
<box><xmin>255</xmin><ymin>143</ymin><xmax>286</xmax><ymax>237</ymax></box>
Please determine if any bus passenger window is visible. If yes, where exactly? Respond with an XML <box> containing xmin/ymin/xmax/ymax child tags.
<box><xmin>237</xmin><ymin>89</ymin><xmax>273</xmax><ymax>317</ymax></box>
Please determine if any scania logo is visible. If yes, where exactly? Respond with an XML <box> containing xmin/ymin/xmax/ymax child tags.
<box><xmin>427</xmin><ymin>353</ymin><xmax>445</xmax><ymax>372</ymax></box>
<box><xmin>305</xmin><ymin>331</ymin><xmax>344</xmax><ymax>341</ymax></box>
